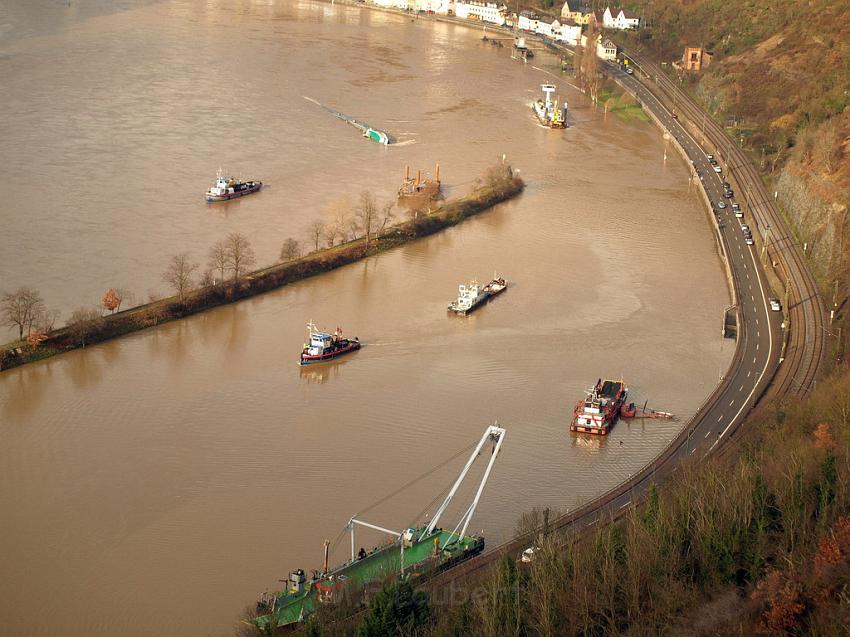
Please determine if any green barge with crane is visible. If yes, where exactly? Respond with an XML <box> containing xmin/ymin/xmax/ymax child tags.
<box><xmin>248</xmin><ymin>424</ymin><xmax>506</xmax><ymax>631</ymax></box>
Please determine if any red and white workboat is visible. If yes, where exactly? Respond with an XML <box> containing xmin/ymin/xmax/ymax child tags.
<box><xmin>570</xmin><ymin>379</ymin><xmax>628</xmax><ymax>435</ymax></box>
<box><xmin>298</xmin><ymin>322</ymin><xmax>360</xmax><ymax>366</ymax></box>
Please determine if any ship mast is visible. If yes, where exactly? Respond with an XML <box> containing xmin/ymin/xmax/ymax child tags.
<box><xmin>420</xmin><ymin>423</ymin><xmax>506</xmax><ymax>541</ymax></box>
<box><xmin>342</xmin><ymin>424</ymin><xmax>506</xmax><ymax>577</ymax></box>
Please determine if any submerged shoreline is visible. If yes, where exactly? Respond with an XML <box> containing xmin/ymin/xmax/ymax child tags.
<box><xmin>0</xmin><ymin>169</ymin><xmax>523</xmax><ymax>372</ymax></box>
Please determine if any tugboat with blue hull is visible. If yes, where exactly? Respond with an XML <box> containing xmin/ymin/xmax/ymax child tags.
<box><xmin>205</xmin><ymin>169</ymin><xmax>262</xmax><ymax>203</ymax></box>
<box><xmin>299</xmin><ymin>322</ymin><xmax>360</xmax><ymax>366</ymax></box>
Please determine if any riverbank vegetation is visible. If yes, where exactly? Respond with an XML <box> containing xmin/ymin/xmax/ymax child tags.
<box><xmin>598</xmin><ymin>82</ymin><xmax>649</xmax><ymax>123</ymax></box>
<box><xmin>265</xmin><ymin>365</ymin><xmax>850</xmax><ymax>636</ymax></box>
<box><xmin>0</xmin><ymin>163</ymin><xmax>523</xmax><ymax>372</ymax></box>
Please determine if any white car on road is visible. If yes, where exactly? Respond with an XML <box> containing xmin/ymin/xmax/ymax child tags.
<box><xmin>769</xmin><ymin>298</ymin><xmax>782</xmax><ymax>312</ymax></box>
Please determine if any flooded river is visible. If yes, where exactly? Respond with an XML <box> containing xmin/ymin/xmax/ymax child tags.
<box><xmin>0</xmin><ymin>1</ymin><xmax>731</xmax><ymax>635</ymax></box>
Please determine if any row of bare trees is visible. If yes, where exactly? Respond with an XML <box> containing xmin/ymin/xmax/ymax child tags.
<box><xmin>160</xmin><ymin>232</ymin><xmax>257</xmax><ymax>302</ymax></box>
<box><xmin>1</xmin><ymin>287</ymin><xmax>58</xmax><ymax>342</ymax></box>
<box><xmin>293</xmin><ymin>192</ymin><xmax>396</xmax><ymax>256</ymax></box>
<box><xmin>5</xmin><ymin>191</ymin><xmax>397</xmax><ymax>348</ymax></box>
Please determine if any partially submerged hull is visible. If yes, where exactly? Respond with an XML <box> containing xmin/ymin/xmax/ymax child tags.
<box><xmin>365</xmin><ymin>128</ymin><xmax>389</xmax><ymax>145</ymax></box>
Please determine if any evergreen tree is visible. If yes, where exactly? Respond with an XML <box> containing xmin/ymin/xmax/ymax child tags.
<box><xmin>356</xmin><ymin>580</ymin><xmax>430</xmax><ymax>637</ymax></box>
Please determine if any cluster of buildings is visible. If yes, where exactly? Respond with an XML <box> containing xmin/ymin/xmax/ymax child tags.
<box><xmin>366</xmin><ymin>0</ymin><xmax>641</xmax><ymax>59</ymax></box>
<box><xmin>368</xmin><ymin>1</ymin><xmax>642</xmax><ymax>34</ymax></box>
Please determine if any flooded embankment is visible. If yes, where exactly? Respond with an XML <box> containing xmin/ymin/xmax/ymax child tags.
<box><xmin>0</xmin><ymin>1</ymin><xmax>731</xmax><ymax>635</ymax></box>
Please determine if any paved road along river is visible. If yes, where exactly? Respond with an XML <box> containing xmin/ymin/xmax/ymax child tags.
<box><xmin>0</xmin><ymin>1</ymin><xmax>731</xmax><ymax>635</ymax></box>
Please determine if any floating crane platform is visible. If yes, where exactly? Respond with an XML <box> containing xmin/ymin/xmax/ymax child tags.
<box><xmin>398</xmin><ymin>163</ymin><xmax>442</xmax><ymax>202</ymax></box>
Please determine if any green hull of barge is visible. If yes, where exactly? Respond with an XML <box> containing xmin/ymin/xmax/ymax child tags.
<box><xmin>252</xmin><ymin>528</ymin><xmax>483</xmax><ymax>630</ymax></box>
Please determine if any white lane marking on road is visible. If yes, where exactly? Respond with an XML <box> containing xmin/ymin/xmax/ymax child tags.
<box><xmin>619</xmin><ymin>501</ymin><xmax>630</xmax><ymax>510</ymax></box>
<box><xmin>739</xmin><ymin>384</ymin><xmax>745</xmax><ymax>391</ymax></box>
<box><xmin>705</xmin><ymin>431</ymin><xmax>711</xmax><ymax>438</ymax></box>
<box><xmin>747</xmin><ymin>371</ymin><xmax>751</xmax><ymax>377</ymax></box>
<box><xmin>586</xmin><ymin>519</ymin><xmax>597</xmax><ymax>527</ymax></box>
<box><xmin>717</xmin><ymin>414</ymin><xmax>723</xmax><ymax>421</ymax></box>
<box><xmin>729</xmin><ymin>399</ymin><xmax>736</xmax><ymax>406</ymax></box>
<box><xmin>625</xmin><ymin>66</ymin><xmax>774</xmax><ymax>457</ymax></box>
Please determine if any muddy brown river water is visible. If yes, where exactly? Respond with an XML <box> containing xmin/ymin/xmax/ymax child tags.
<box><xmin>0</xmin><ymin>1</ymin><xmax>731</xmax><ymax>634</ymax></box>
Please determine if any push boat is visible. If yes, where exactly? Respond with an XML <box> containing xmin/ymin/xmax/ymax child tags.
<box><xmin>571</xmin><ymin>379</ymin><xmax>628</xmax><ymax>435</ymax></box>
<box><xmin>299</xmin><ymin>322</ymin><xmax>360</xmax><ymax>366</ymax></box>
<box><xmin>532</xmin><ymin>84</ymin><xmax>567</xmax><ymax>129</ymax></box>
<box><xmin>205</xmin><ymin>169</ymin><xmax>262</xmax><ymax>202</ymax></box>
<box><xmin>248</xmin><ymin>424</ymin><xmax>506</xmax><ymax>631</ymax></box>
<box><xmin>447</xmin><ymin>276</ymin><xmax>507</xmax><ymax>315</ymax></box>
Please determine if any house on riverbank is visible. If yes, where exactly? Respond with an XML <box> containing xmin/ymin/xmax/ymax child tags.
<box><xmin>559</xmin><ymin>0</ymin><xmax>593</xmax><ymax>25</ymax></box>
<box><xmin>517</xmin><ymin>11</ymin><xmax>582</xmax><ymax>45</ymax></box>
<box><xmin>454</xmin><ymin>0</ymin><xmax>507</xmax><ymax>25</ymax></box>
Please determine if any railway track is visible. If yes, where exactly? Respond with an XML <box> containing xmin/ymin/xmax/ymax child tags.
<box><xmin>422</xmin><ymin>46</ymin><xmax>829</xmax><ymax>595</ymax></box>
<box><xmin>623</xmin><ymin>49</ymin><xmax>827</xmax><ymax>400</ymax></box>
<box><xmin>293</xmin><ymin>31</ymin><xmax>828</xmax><ymax>633</ymax></box>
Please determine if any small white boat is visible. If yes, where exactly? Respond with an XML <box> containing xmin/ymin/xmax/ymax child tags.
<box><xmin>447</xmin><ymin>276</ymin><xmax>507</xmax><ymax>315</ymax></box>
<box><xmin>206</xmin><ymin>168</ymin><xmax>262</xmax><ymax>202</ymax></box>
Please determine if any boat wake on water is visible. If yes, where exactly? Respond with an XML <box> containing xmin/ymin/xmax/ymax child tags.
<box><xmin>303</xmin><ymin>95</ymin><xmax>392</xmax><ymax>145</ymax></box>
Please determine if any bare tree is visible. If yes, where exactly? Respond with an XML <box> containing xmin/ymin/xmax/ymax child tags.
<box><xmin>280</xmin><ymin>238</ymin><xmax>301</xmax><ymax>262</ymax></box>
<box><xmin>376</xmin><ymin>201</ymin><xmax>395</xmax><ymax>237</ymax></box>
<box><xmin>199</xmin><ymin>268</ymin><xmax>215</xmax><ymax>287</ymax></box>
<box><xmin>323</xmin><ymin>222</ymin><xmax>340</xmax><ymax>248</ymax></box>
<box><xmin>66</xmin><ymin>307</ymin><xmax>104</xmax><ymax>347</ymax></box>
<box><xmin>307</xmin><ymin>220</ymin><xmax>324</xmax><ymax>252</ymax></box>
<box><xmin>34</xmin><ymin>307</ymin><xmax>59</xmax><ymax>333</ymax></box>
<box><xmin>224</xmin><ymin>232</ymin><xmax>256</xmax><ymax>280</ymax></box>
<box><xmin>208</xmin><ymin>239</ymin><xmax>229</xmax><ymax>283</ymax></box>
<box><xmin>327</xmin><ymin>198</ymin><xmax>353</xmax><ymax>242</ymax></box>
<box><xmin>1</xmin><ymin>287</ymin><xmax>46</xmax><ymax>340</ymax></box>
<box><xmin>354</xmin><ymin>191</ymin><xmax>379</xmax><ymax>246</ymax></box>
<box><xmin>162</xmin><ymin>253</ymin><xmax>199</xmax><ymax>302</ymax></box>
<box><xmin>114</xmin><ymin>287</ymin><xmax>133</xmax><ymax>310</ymax></box>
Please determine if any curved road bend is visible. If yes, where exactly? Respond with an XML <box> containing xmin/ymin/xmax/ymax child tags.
<box><xmin>312</xmin><ymin>10</ymin><xmax>824</xmax><ymax>600</ymax></box>
<box><xmin>423</xmin><ymin>54</ymin><xmax>790</xmax><ymax>591</ymax></box>
<box><xmin>617</xmin><ymin>49</ymin><xmax>827</xmax><ymax>401</ymax></box>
